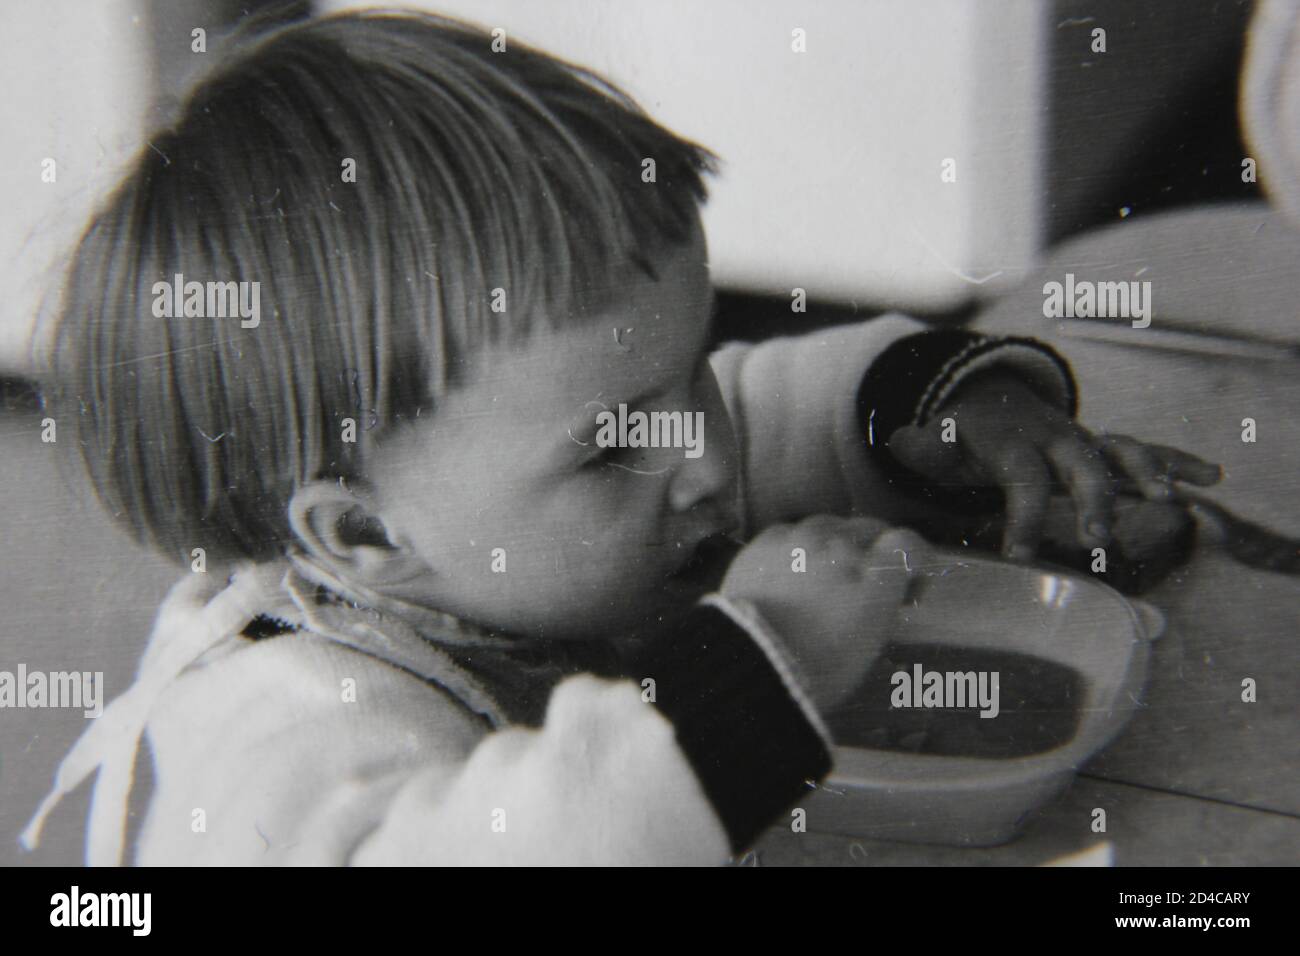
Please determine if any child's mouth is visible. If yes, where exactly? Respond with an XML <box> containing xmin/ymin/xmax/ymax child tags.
<box><xmin>666</xmin><ymin>532</ymin><xmax>743</xmax><ymax>593</ymax></box>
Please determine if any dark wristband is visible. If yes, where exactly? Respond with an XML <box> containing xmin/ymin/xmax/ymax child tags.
<box><xmin>858</xmin><ymin>329</ymin><xmax>1078</xmax><ymax>515</ymax></box>
<box><xmin>633</xmin><ymin>598</ymin><xmax>832</xmax><ymax>855</ymax></box>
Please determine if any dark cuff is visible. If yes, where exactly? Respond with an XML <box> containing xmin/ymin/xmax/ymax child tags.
<box><xmin>634</xmin><ymin>596</ymin><xmax>832</xmax><ymax>855</ymax></box>
<box><xmin>858</xmin><ymin>329</ymin><xmax>1078</xmax><ymax>514</ymax></box>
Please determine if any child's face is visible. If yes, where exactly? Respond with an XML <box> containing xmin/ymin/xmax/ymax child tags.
<box><xmin>369</xmin><ymin>222</ymin><xmax>740</xmax><ymax>639</ymax></box>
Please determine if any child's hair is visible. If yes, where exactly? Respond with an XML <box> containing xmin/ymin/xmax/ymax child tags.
<box><xmin>47</xmin><ymin>10</ymin><xmax>718</xmax><ymax>566</ymax></box>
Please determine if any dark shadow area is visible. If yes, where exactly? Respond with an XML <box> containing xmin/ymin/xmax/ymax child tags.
<box><xmin>711</xmin><ymin>289</ymin><xmax>977</xmax><ymax>346</ymax></box>
<box><xmin>1046</xmin><ymin>0</ymin><xmax>1260</xmax><ymax>245</ymax></box>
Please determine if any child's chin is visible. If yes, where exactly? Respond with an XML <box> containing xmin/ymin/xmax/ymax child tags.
<box><xmin>661</xmin><ymin>574</ymin><xmax>710</xmax><ymax>604</ymax></box>
<box><xmin>564</xmin><ymin>580</ymin><xmax>705</xmax><ymax>642</ymax></box>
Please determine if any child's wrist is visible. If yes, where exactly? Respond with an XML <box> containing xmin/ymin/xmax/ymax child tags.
<box><xmin>858</xmin><ymin>330</ymin><xmax>1078</xmax><ymax>516</ymax></box>
<box><xmin>629</xmin><ymin>595</ymin><xmax>832</xmax><ymax>854</ymax></box>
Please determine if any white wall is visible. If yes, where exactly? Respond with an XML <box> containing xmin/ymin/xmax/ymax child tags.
<box><xmin>322</xmin><ymin>0</ymin><xmax>1048</xmax><ymax>310</ymax></box>
<box><xmin>0</xmin><ymin>1</ymin><xmax>1048</xmax><ymax>371</ymax></box>
<box><xmin>0</xmin><ymin>1</ymin><xmax>154</xmax><ymax>373</ymax></box>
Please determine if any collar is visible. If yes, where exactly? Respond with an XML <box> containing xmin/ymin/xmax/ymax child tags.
<box><xmin>21</xmin><ymin>557</ymin><xmax>523</xmax><ymax>866</ymax></box>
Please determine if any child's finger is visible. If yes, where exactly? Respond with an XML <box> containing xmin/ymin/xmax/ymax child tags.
<box><xmin>1100</xmin><ymin>434</ymin><xmax>1173</xmax><ymax>501</ymax></box>
<box><xmin>793</xmin><ymin>514</ymin><xmax>872</xmax><ymax>550</ymax></box>
<box><xmin>1046</xmin><ymin>438</ymin><xmax>1115</xmax><ymax>546</ymax></box>
<box><xmin>836</xmin><ymin>515</ymin><xmax>894</xmax><ymax>549</ymax></box>
<box><xmin>885</xmin><ymin>422</ymin><xmax>963</xmax><ymax>479</ymax></box>
<box><xmin>984</xmin><ymin>442</ymin><xmax>1052</xmax><ymax>561</ymax></box>
<box><xmin>1142</xmin><ymin>442</ymin><xmax>1223</xmax><ymax>486</ymax></box>
<box><xmin>864</xmin><ymin>526</ymin><xmax>929</xmax><ymax>577</ymax></box>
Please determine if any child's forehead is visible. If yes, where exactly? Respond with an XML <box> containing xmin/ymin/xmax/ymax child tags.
<box><xmin>487</xmin><ymin>235</ymin><xmax>713</xmax><ymax>407</ymax></box>
<box><xmin>374</xmin><ymin>231</ymin><xmax>714</xmax><ymax>477</ymax></box>
<box><xmin>372</xmin><ymin>294</ymin><xmax>713</xmax><ymax>485</ymax></box>
<box><xmin>503</xmin><ymin>285</ymin><xmax>713</xmax><ymax>410</ymax></box>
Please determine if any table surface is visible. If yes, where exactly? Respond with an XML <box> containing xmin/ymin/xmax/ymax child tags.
<box><xmin>757</xmin><ymin>206</ymin><xmax>1300</xmax><ymax>865</ymax></box>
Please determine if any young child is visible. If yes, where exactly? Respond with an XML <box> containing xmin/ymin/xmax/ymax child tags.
<box><xmin>23</xmin><ymin>11</ymin><xmax>1219</xmax><ymax>866</ymax></box>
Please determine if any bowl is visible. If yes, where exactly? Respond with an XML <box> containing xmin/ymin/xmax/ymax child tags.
<box><xmin>805</xmin><ymin>553</ymin><xmax>1165</xmax><ymax>846</ymax></box>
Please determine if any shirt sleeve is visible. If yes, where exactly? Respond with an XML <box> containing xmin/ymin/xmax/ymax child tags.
<box><xmin>353</xmin><ymin>595</ymin><xmax>831</xmax><ymax>865</ymax></box>
<box><xmin>138</xmin><ymin>598</ymin><xmax>830</xmax><ymax>866</ymax></box>
<box><xmin>709</xmin><ymin>315</ymin><xmax>1077</xmax><ymax>533</ymax></box>
<box><xmin>135</xmin><ymin>632</ymin><xmax>487</xmax><ymax>866</ymax></box>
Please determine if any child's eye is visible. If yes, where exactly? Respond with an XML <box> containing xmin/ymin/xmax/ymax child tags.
<box><xmin>584</xmin><ymin>444</ymin><xmax>619</xmax><ymax>470</ymax></box>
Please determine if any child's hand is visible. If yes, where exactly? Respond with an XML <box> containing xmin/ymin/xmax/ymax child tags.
<box><xmin>886</xmin><ymin>374</ymin><xmax>1221</xmax><ymax>561</ymax></box>
<box><xmin>721</xmin><ymin>515</ymin><xmax>925</xmax><ymax>714</ymax></box>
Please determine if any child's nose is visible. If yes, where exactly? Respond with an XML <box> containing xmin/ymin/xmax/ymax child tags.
<box><xmin>668</xmin><ymin>419</ymin><xmax>738</xmax><ymax>518</ymax></box>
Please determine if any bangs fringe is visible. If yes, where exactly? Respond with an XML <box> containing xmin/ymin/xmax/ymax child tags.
<box><xmin>48</xmin><ymin>10</ymin><xmax>718</xmax><ymax>564</ymax></box>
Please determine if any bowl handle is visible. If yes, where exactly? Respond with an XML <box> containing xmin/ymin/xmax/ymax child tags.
<box><xmin>1129</xmin><ymin>599</ymin><xmax>1167</xmax><ymax>642</ymax></box>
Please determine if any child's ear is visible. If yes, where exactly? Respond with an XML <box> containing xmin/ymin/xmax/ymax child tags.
<box><xmin>287</xmin><ymin>481</ymin><xmax>430</xmax><ymax>594</ymax></box>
